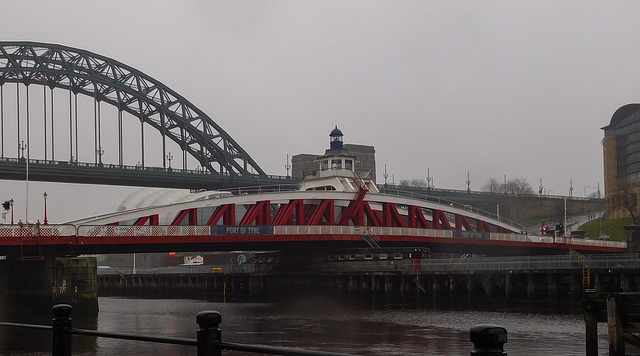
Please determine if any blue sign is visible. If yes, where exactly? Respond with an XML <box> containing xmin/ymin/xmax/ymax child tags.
<box><xmin>453</xmin><ymin>231</ymin><xmax>490</xmax><ymax>239</ymax></box>
<box><xmin>211</xmin><ymin>226</ymin><xmax>274</xmax><ymax>235</ymax></box>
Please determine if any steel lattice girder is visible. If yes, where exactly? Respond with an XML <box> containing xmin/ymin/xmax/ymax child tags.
<box><xmin>0</xmin><ymin>41</ymin><xmax>266</xmax><ymax>177</ymax></box>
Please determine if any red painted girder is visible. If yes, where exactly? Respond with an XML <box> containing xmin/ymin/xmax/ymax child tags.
<box><xmin>171</xmin><ymin>208</ymin><xmax>198</xmax><ymax>226</ymax></box>
<box><xmin>239</xmin><ymin>200</ymin><xmax>271</xmax><ymax>225</ymax></box>
<box><xmin>383</xmin><ymin>202</ymin><xmax>408</xmax><ymax>227</ymax></box>
<box><xmin>477</xmin><ymin>220</ymin><xmax>492</xmax><ymax>232</ymax></box>
<box><xmin>455</xmin><ymin>214</ymin><xmax>474</xmax><ymax>231</ymax></box>
<box><xmin>432</xmin><ymin>210</ymin><xmax>452</xmax><ymax>230</ymax></box>
<box><xmin>408</xmin><ymin>206</ymin><xmax>430</xmax><ymax>229</ymax></box>
<box><xmin>272</xmin><ymin>199</ymin><xmax>304</xmax><ymax>225</ymax></box>
<box><xmin>134</xmin><ymin>215</ymin><xmax>159</xmax><ymax>226</ymax></box>
<box><xmin>207</xmin><ymin>204</ymin><xmax>236</xmax><ymax>225</ymax></box>
<box><xmin>347</xmin><ymin>201</ymin><xmax>382</xmax><ymax>226</ymax></box>
<box><xmin>307</xmin><ymin>199</ymin><xmax>335</xmax><ymax>225</ymax></box>
<box><xmin>338</xmin><ymin>187</ymin><xmax>368</xmax><ymax>225</ymax></box>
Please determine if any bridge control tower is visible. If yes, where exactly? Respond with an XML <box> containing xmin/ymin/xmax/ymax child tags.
<box><xmin>292</xmin><ymin>128</ymin><xmax>376</xmax><ymax>182</ymax></box>
<box><xmin>298</xmin><ymin>127</ymin><xmax>378</xmax><ymax>193</ymax></box>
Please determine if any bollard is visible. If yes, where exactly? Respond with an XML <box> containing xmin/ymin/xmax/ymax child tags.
<box><xmin>52</xmin><ymin>304</ymin><xmax>73</xmax><ymax>356</ymax></box>
<box><xmin>469</xmin><ymin>324</ymin><xmax>507</xmax><ymax>356</ymax></box>
<box><xmin>197</xmin><ymin>311</ymin><xmax>222</xmax><ymax>356</ymax></box>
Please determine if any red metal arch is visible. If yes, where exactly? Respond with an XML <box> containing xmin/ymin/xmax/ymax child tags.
<box><xmin>125</xmin><ymin>198</ymin><xmax>510</xmax><ymax>234</ymax></box>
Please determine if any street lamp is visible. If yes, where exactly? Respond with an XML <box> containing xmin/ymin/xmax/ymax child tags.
<box><xmin>19</xmin><ymin>141</ymin><xmax>26</xmax><ymax>160</ymax></box>
<box><xmin>284</xmin><ymin>154</ymin><xmax>291</xmax><ymax>178</ymax></box>
<box><xmin>97</xmin><ymin>147</ymin><xmax>104</xmax><ymax>166</ymax></box>
<box><xmin>43</xmin><ymin>192</ymin><xmax>48</xmax><ymax>225</ymax></box>
<box><xmin>167</xmin><ymin>152</ymin><xmax>173</xmax><ymax>171</ymax></box>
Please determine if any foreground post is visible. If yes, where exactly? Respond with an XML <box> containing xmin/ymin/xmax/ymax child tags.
<box><xmin>197</xmin><ymin>311</ymin><xmax>222</xmax><ymax>356</ymax></box>
<box><xmin>469</xmin><ymin>324</ymin><xmax>507</xmax><ymax>356</ymax></box>
<box><xmin>52</xmin><ymin>304</ymin><xmax>73</xmax><ymax>356</ymax></box>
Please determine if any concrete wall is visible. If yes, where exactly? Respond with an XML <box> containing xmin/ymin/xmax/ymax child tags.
<box><xmin>0</xmin><ymin>257</ymin><xmax>98</xmax><ymax>314</ymax></box>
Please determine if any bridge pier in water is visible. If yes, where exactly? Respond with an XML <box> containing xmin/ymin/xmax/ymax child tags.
<box><xmin>0</xmin><ymin>257</ymin><xmax>98</xmax><ymax>314</ymax></box>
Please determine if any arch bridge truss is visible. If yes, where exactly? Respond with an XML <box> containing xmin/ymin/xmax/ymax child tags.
<box><xmin>0</xmin><ymin>41</ymin><xmax>265</xmax><ymax>178</ymax></box>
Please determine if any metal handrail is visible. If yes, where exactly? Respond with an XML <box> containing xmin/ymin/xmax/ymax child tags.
<box><xmin>0</xmin><ymin>304</ymin><xmax>507</xmax><ymax>356</ymax></box>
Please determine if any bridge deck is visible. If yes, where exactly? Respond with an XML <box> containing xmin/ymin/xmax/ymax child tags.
<box><xmin>0</xmin><ymin>224</ymin><xmax>626</xmax><ymax>257</ymax></box>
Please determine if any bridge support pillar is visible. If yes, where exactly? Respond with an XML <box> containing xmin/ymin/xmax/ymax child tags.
<box><xmin>432</xmin><ymin>276</ymin><xmax>441</xmax><ymax>296</ymax></box>
<box><xmin>570</xmin><ymin>272</ymin><xmax>582</xmax><ymax>300</ymax></box>
<box><xmin>0</xmin><ymin>256</ymin><xmax>98</xmax><ymax>314</ymax></box>
<box><xmin>482</xmin><ymin>274</ymin><xmax>493</xmax><ymax>298</ymax></box>
<box><xmin>505</xmin><ymin>272</ymin><xmax>513</xmax><ymax>300</ymax></box>
<box><xmin>526</xmin><ymin>274</ymin><xmax>536</xmax><ymax>299</ymax></box>
<box><xmin>384</xmin><ymin>276</ymin><xmax>393</xmax><ymax>298</ymax></box>
<box><xmin>593</xmin><ymin>273</ymin><xmax>603</xmax><ymax>297</ymax></box>
<box><xmin>548</xmin><ymin>273</ymin><xmax>558</xmax><ymax>299</ymax></box>
<box><xmin>448</xmin><ymin>276</ymin><xmax>456</xmax><ymax>298</ymax></box>
<box><xmin>621</xmin><ymin>273</ymin><xmax>632</xmax><ymax>292</ymax></box>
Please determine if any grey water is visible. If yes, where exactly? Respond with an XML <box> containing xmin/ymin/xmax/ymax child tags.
<box><xmin>0</xmin><ymin>297</ymin><xmax>608</xmax><ymax>355</ymax></box>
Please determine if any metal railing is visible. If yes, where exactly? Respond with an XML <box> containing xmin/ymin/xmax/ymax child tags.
<box><xmin>97</xmin><ymin>263</ymin><xmax>255</xmax><ymax>276</ymax></box>
<box><xmin>0</xmin><ymin>304</ymin><xmax>507</xmax><ymax>356</ymax></box>
<box><xmin>74</xmin><ymin>224</ymin><xmax>627</xmax><ymax>250</ymax></box>
<box><xmin>319</xmin><ymin>254</ymin><xmax>640</xmax><ymax>273</ymax></box>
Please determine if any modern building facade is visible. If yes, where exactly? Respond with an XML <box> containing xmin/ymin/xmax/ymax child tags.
<box><xmin>602</xmin><ymin>103</ymin><xmax>640</xmax><ymax>219</ymax></box>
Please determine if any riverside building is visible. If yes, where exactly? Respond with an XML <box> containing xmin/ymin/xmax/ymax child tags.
<box><xmin>602</xmin><ymin>103</ymin><xmax>640</xmax><ymax>219</ymax></box>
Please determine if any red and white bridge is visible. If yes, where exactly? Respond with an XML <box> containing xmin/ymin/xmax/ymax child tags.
<box><xmin>0</xmin><ymin>189</ymin><xmax>626</xmax><ymax>257</ymax></box>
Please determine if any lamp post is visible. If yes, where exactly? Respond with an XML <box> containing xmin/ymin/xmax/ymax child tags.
<box><xmin>569</xmin><ymin>179</ymin><xmax>573</xmax><ymax>197</ymax></box>
<box><xmin>383</xmin><ymin>164</ymin><xmax>388</xmax><ymax>187</ymax></box>
<box><xmin>43</xmin><ymin>192</ymin><xmax>48</xmax><ymax>225</ymax></box>
<box><xmin>10</xmin><ymin>199</ymin><xmax>14</xmax><ymax>225</ymax></box>
<box><xmin>284</xmin><ymin>154</ymin><xmax>291</xmax><ymax>178</ymax></box>
<box><xmin>97</xmin><ymin>147</ymin><xmax>104</xmax><ymax>167</ymax></box>
<box><xmin>19</xmin><ymin>141</ymin><xmax>26</xmax><ymax>160</ymax></box>
<box><xmin>167</xmin><ymin>152</ymin><xmax>173</xmax><ymax>171</ymax></box>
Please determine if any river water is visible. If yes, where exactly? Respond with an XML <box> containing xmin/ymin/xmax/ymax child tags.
<box><xmin>0</xmin><ymin>297</ymin><xmax>610</xmax><ymax>355</ymax></box>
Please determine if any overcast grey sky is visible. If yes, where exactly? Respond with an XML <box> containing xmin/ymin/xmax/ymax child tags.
<box><xmin>1</xmin><ymin>1</ymin><xmax>639</xmax><ymax>222</ymax></box>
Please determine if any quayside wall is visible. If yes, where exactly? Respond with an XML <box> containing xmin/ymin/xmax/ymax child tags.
<box><xmin>0</xmin><ymin>257</ymin><xmax>98</xmax><ymax>313</ymax></box>
<box><xmin>97</xmin><ymin>255</ymin><xmax>640</xmax><ymax>303</ymax></box>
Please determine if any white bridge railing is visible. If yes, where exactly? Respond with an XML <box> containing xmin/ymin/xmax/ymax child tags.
<box><xmin>0</xmin><ymin>224</ymin><xmax>626</xmax><ymax>250</ymax></box>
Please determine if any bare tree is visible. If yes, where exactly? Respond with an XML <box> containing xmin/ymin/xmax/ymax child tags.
<box><xmin>509</xmin><ymin>176</ymin><xmax>535</xmax><ymax>195</ymax></box>
<box><xmin>410</xmin><ymin>178</ymin><xmax>428</xmax><ymax>188</ymax></box>
<box><xmin>398</xmin><ymin>179</ymin><xmax>411</xmax><ymax>187</ymax></box>
<box><xmin>481</xmin><ymin>177</ymin><xmax>503</xmax><ymax>193</ymax></box>
<box><xmin>482</xmin><ymin>176</ymin><xmax>534</xmax><ymax>195</ymax></box>
<box><xmin>618</xmin><ymin>178</ymin><xmax>640</xmax><ymax>224</ymax></box>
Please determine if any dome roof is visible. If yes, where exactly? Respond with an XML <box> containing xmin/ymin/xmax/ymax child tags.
<box><xmin>607</xmin><ymin>103</ymin><xmax>640</xmax><ymax>129</ymax></box>
<box><xmin>330</xmin><ymin>126</ymin><xmax>343</xmax><ymax>136</ymax></box>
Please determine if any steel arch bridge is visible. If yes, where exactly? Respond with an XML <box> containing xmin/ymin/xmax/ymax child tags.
<box><xmin>0</xmin><ymin>41</ymin><xmax>271</xmax><ymax>184</ymax></box>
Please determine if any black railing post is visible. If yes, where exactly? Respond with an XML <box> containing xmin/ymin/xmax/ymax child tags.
<box><xmin>469</xmin><ymin>324</ymin><xmax>507</xmax><ymax>356</ymax></box>
<box><xmin>52</xmin><ymin>304</ymin><xmax>73</xmax><ymax>356</ymax></box>
<box><xmin>197</xmin><ymin>311</ymin><xmax>222</xmax><ymax>356</ymax></box>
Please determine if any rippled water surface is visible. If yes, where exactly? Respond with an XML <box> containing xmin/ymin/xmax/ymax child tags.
<box><xmin>0</xmin><ymin>297</ymin><xmax>612</xmax><ymax>355</ymax></box>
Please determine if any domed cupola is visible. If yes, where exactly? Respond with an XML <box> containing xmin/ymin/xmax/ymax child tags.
<box><xmin>329</xmin><ymin>126</ymin><xmax>344</xmax><ymax>150</ymax></box>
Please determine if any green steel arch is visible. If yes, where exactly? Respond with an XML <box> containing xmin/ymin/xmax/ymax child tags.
<box><xmin>0</xmin><ymin>41</ymin><xmax>266</xmax><ymax>177</ymax></box>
